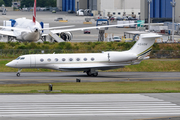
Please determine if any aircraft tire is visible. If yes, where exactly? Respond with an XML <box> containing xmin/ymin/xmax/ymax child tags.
<box><xmin>93</xmin><ymin>72</ymin><xmax>98</xmax><ymax>77</ymax></box>
<box><xmin>16</xmin><ymin>73</ymin><xmax>20</xmax><ymax>77</ymax></box>
<box><xmin>87</xmin><ymin>71</ymin><xmax>91</xmax><ymax>76</ymax></box>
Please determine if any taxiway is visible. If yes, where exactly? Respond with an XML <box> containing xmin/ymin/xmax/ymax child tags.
<box><xmin>0</xmin><ymin>72</ymin><xmax>179</xmax><ymax>84</ymax></box>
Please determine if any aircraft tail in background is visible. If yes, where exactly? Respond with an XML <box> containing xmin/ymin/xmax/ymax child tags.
<box><xmin>33</xmin><ymin>0</ymin><xmax>36</xmax><ymax>24</ymax></box>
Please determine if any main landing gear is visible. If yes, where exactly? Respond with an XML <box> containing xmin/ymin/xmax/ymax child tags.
<box><xmin>86</xmin><ymin>70</ymin><xmax>98</xmax><ymax>77</ymax></box>
<box><xmin>16</xmin><ymin>69</ymin><xmax>22</xmax><ymax>77</ymax></box>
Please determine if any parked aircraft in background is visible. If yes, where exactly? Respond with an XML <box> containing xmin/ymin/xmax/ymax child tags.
<box><xmin>0</xmin><ymin>0</ymin><xmax>140</xmax><ymax>43</ymax></box>
<box><xmin>6</xmin><ymin>33</ymin><xmax>161</xmax><ymax>77</ymax></box>
<box><xmin>0</xmin><ymin>0</ymin><xmax>76</xmax><ymax>42</ymax></box>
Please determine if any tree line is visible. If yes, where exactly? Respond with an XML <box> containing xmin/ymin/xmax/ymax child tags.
<box><xmin>0</xmin><ymin>0</ymin><xmax>56</xmax><ymax>7</ymax></box>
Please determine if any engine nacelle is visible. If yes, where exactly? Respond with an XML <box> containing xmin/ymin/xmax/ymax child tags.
<box><xmin>57</xmin><ymin>32</ymin><xmax>73</xmax><ymax>41</ymax></box>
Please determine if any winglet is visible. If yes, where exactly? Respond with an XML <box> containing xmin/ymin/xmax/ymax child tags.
<box><xmin>33</xmin><ymin>0</ymin><xmax>36</xmax><ymax>24</ymax></box>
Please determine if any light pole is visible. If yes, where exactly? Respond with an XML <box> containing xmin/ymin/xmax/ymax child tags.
<box><xmin>171</xmin><ymin>0</ymin><xmax>176</xmax><ymax>42</ymax></box>
<box><xmin>148</xmin><ymin>0</ymin><xmax>152</xmax><ymax>32</ymax></box>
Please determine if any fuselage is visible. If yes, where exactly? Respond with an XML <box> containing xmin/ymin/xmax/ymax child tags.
<box><xmin>6</xmin><ymin>51</ymin><xmax>138</xmax><ymax>71</ymax></box>
<box><xmin>11</xmin><ymin>18</ymin><xmax>42</xmax><ymax>42</ymax></box>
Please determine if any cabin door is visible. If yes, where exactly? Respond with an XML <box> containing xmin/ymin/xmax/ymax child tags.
<box><xmin>30</xmin><ymin>56</ymin><xmax>36</xmax><ymax>68</ymax></box>
<box><xmin>108</xmin><ymin>53</ymin><xmax>110</xmax><ymax>62</ymax></box>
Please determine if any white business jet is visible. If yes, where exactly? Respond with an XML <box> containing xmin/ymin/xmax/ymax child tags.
<box><xmin>6</xmin><ymin>33</ymin><xmax>161</xmax><ymax>77</ymax></box>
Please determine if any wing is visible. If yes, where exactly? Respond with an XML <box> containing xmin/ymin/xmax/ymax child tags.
<box><xmin>0</xmin><ymin>30</ymin><xmax>15</xmax><ymax>36</ymax></box>
<box><xmin>41</xmin><ymin>25</ymin><xmax>75</xmax><ymax>30</ymax></box>
<box><xmin>0</xmin><ymin>26</ymin><xmax>31</xmax><ymax>32</ymax></box>
<box><xmin>50</xmin><ymin>23</ymin><xmax>139</xmax><ymax>34</ymax></box>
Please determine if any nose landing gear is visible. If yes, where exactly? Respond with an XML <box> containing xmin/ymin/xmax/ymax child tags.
<box><xmin>16</xmin><ymin>69</ymin><xmax>22</xmax><ymax>77</ymax></box>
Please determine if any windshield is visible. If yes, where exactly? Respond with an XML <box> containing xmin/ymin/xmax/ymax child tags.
<box><xmin>20</xmin><ymin>57</ymin><xmax>25</xmax><ymax>60</ymax></box>
<box><xmin>15</xmin><ymin>57</ymin><xmax>20</xmax><ymax>60</ymax></box>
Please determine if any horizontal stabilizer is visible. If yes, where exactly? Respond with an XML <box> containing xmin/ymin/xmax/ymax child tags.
<box><xmin>141</xmin><ymin>34</ymin><xmax>162</xmax><ymax>39</ymax></box>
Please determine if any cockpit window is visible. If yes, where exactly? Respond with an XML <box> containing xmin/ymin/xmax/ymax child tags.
<box><xmin>16</xmin><ymin>57</ymin><xmax>20</xmax><ymax>60</ymax></box>
<box><xmin>20</xmin><ymin>57</ymin><xmax>25</xmax><ymax>60</ymax></box>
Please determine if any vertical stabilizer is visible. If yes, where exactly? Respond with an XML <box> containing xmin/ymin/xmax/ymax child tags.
<box><xmin>33</xmin><ymin>0</ymin><xmax>36</xmax><ymax>24</ymax></box>
<box><xmin>129</xmin><ymin>33</ymin><xmax>161</xmax><ymax>58</ymax></box>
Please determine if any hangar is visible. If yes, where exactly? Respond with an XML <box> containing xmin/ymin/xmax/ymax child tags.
<box><xmin>56</xmin><ymin>0</ymin><xmax>140</xmax><ymax>17</ymax></box>
<box><xmin>141</xmin><ymin>0</ymin><xmax>180</xmax><ymax>23</ymax></box>
<box><xmin>56</xmin><ymin>0</ymin><xmax>98</xmax><ymax>12</ymax></box>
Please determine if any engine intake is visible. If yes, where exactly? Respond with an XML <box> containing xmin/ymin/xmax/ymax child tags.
<box><xmin>57</xmin><ymin>32</ymin><xmax>73</xmax><ymax>41</ymax></box>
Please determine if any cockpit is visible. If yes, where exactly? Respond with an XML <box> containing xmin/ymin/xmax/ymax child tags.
<box><xmin>15</xmin><ymin>57</ymin><xmax>25</xmax><ymax>60</ymax></box>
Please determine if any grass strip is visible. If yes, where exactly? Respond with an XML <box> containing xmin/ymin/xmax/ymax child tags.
<box><xmin>0</xmin><ymin>81</ymin><xmax>180</xmax><ymax>94</ymax></box>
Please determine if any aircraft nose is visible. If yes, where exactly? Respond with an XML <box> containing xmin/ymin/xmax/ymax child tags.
<box><xmin>6</xmin><ymin>61</ymin><xmax>15</xmax><ymax>67</ymax></box>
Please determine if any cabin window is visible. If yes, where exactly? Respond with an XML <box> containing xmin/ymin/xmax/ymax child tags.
<box><xmin>91</xmin><ymin>58</ymin><xmax>95</xmax><ymax>61</ymax></box>
<box><xmin>55</xmin><ymin>58</ymin><xmax>58</xmax><ymax>62</ymax></box>
<box><xmin>47</xmin><ymin>58</ymin><xmax>51</xmax><ymax>62</ymax></box>
<box><xmin>20</xmin><ymin>57</ymin><xmax>25</xmax><ymax>60</ymax></box>
<box><xmin>16</xmin><ymin>57</ymin><xmax>20</xmax><ymax>60</ymax></box>
<box><xmin>76</xmin><ymin>58</ymin><xmax>80</xmax><ymax>61</ymax></box>
<box><xmin>118</xmin><ymin>12</ymin><xmax>121</xmax><ymax>15</ymax></box>
<box><xmin>113</xmin><ymin>12</ymin><xmax>116</xmax><ymax>15</ymax></box>
<box><xmin>40</xmin><ymin>58</ymin><xmax>44</xmax><ymax>62</ymax></box>
<box><xmin>84</xmin><ymin>58</ymin><xmax>87</xmax><ymax>61</ymax></box>
<box><xmin>69</xmin><ymin>58</ymin><xmax>73</xmax><ymax>61</ymax></box>
<box><xmin>62</xmin><ymin>58</ymin><xmax>66</xmax><ymax>61</ymax></box>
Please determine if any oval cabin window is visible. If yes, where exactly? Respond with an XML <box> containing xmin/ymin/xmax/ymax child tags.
<box><xmin>76</xmin><ymin>58</ymin><xmax>80</xmax><ymax>61</ymax></box>
<box><xmin>91</xmin><ymin>58</ymin><xmax>95</xmax><ymax>61</ymax></box>
<box><xmin>84</xmin><ymin>58</ymin><xmax>87</xmax><ymax>61</ymax></box>
<box><xmin>47</xmin><ymin>58</ymin><xmax>51</xmax><ymax>62</ymax></box>
<box><xmin>62</xmin><ymin>58</ymin><xmax>66</xmax><ymax>61</ymax></box>
<box><xmin>40</xmin><ymin>58</ymin><xmax>44</xmax><ymax>62</ymax></box>
<box><xmin>55</xmin><ymin>58</ymin><xmax>58</xmax><ymax>62</ymax></box>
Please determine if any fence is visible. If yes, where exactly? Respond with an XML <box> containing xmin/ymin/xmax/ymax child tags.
<box><xmin>0</xmin><ymin>49</ymin><xmax>179</xmax><ymax>59</ymax></box>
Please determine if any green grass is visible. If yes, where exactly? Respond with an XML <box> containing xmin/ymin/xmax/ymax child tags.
<box><xmin>0</xmin><ymin>42</ymin><xmax>180</xmax><ymax>58</ymax></box>
<box><xmin>124</xmin><ymin>59</ymin><xmax>180</xmax><ymax>72</ymax></box>
<box><xmin>0</xmin><ymin>81</ymin><xmax>180</xmax><ymax>93</ymax></box>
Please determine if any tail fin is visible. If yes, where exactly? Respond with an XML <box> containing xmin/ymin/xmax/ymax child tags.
<box><xmin>33</xmin><ymin>0</ymin><xmax>36</xmax><ymax>24</ymax></box>
<box><xmin>129</xmin><ymin>33</ymin><xmax>161</xmax><ymax>58</ymax></box>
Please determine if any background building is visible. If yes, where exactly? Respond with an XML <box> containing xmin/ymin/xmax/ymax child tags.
<box><xmin>140</xmin><ymin>0</ymin><xmax>180</xmax><ymax>23</ymax></box>
<box><xmin>175</xmin><ymin>0</ymin><xmax>180</xmax><ymax>23</ymax></box>
<box><xmin>57</xmin><ymin>0</ymin><xmax>140</xmax><ymax>17</ymax></box>
<box><xmin>57</xmin><ymin>0</ymin><xmax>88</xmax><ymax>12</ymax></box>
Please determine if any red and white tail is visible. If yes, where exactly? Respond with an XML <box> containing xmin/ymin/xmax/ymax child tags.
<box><xmin>33</xmin><ymin>0</ymin><xmax>36</xmax><ymax>24</ymax></box>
